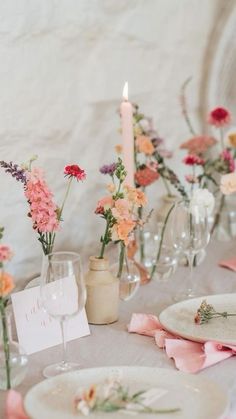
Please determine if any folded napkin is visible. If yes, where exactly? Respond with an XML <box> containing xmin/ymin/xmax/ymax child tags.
<box><xmin>219</xmin><ymin>257</ymin><xmax>236</xmax><ymax>272</ymax></box>
<box><xmin>5</xmin><ymin>390</ymin><xmax>28</xmax><ymax>419</ymax></box>
<box><xmin>128</xmin><ymin>313</ymin><xmax>236</xmax><ymax>373</ymax></box>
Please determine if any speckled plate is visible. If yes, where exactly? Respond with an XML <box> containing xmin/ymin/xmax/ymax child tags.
<box><xmin>24</xmin><ymin>366</ymin><xmax>228</xmax><ymax>419</ymax></box>
<box><xmin>159</xmin><ymin>293</ymin><xmax>236</xmax><ymax>345</ymax></box>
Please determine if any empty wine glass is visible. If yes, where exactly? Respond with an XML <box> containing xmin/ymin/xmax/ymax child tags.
<box><xmin>172</xmin><ymin>200</ymin><xmax>210</xmax><ymax>299</ymax></box>
<box><xmin>40</xmin><ymin>251</ymin><xmax>86</xmax><ymax>378</ymax></box>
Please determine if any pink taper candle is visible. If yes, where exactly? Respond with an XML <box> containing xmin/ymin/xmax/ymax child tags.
<box><xmin>120</xmin><ymin>82</ymin><xmax>134</xmax><ymax>186</ymax></box>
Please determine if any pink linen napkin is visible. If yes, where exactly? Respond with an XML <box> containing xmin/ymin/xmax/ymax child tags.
<box><xmin>219</xmin><ymin>257</ymin><xmax>236</xmax><ymax>271</ymax></box>
<box><xmin>5</xmin><ymin>390</ymin><xmax>29</xmax><ymax>419</ymax></box>
<box><xmin>128</xmin><ymin>313</ymin><xmax>236</xmax><ymax>373</ymax></box>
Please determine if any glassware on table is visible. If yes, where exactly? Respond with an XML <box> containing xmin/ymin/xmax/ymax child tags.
<box><xmin>0</xmin><ymin>307</ymin><xmax>28</xmax><ymax>390</ymax></box>
<box><xmin>111</xmin><ymin>258</ymin><xmax>140</xmax><ymax>301</ymax></box>
<box><xmin>171</xmin><ymin>200</ymin><xmax>210</xmax><ymax>300</ymax></box>
<box><xmin>40</xmin><ymin>251</ymin><xmax>86</xmax><ymax>378</ymax></box>
<box><xmin>152</xmin><ymin>244</ymin><xmax>178</xmax><ymax>282</ymax></box>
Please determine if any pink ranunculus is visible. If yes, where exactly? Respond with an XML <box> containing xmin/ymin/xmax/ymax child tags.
<box><xmin>180</xmin><ymin>136</ymin><xmax>217</xmax><ymax>155</ymax></box>
<box><xmin>0</xmin><ymin>245</ymin><xmax>12</xmax><ymax>263</ymax></box>
<box><xmin>208</xmin><ymin>107</ymin><xmax>231</xmax><ymax>127</ymax></box>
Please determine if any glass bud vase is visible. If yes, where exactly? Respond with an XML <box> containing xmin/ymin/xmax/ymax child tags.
<box><xmin>111</xmin><ymin>258</ymin><xmax>140</xmax><ymax>301</ymax></box>
<box><xmin>0</xmin><ymin>308</ymin><xmax>28</xmax><ymax>390</ymax></box>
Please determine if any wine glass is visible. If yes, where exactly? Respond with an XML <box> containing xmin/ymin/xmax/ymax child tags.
<box><xmin>40</xmin><ymin>251</ymin><xmax>86</xmax><ymax>378</ymax></box>
<box><xmin>171</xmin><ymin>200</ymin><xmax>210</xmax><ymax>299</ymax></box>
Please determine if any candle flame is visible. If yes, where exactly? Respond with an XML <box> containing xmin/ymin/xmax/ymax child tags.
<box><xmin>123</xmin><ymin>82</ymin><xmax>128</xmax><ymax>101</ymax></box>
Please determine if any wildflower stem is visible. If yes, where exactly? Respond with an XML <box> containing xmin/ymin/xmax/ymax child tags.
<box><xmin>162</xmin><ymin>177</ymin><xmax>172</xmax><ymax>197</ymax></box>
<box><xmin>99</xmin><ymin>219</ymin><xmax>110</xmax><ymax>259</ymax></box>
<box><xmin>0</xmin><ymin>299</ymin><xmax>11</xmax><ymax>389</ymax></box>
<box><xmin>117</xmin><ymin>242</ymin><xmax>125</xmax><ymax>278</ymax></box>
<box><xmin>59</xmin><ymin>177</ymin><xmax>73</xmax><ymax>220</ymax></box>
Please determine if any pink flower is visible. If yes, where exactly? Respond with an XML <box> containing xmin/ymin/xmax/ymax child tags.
<box><xmin>111</xmin><ymin>199</ymin><xmax>130</xmax><ymax>220</ymax></box>
<box><xmin>135</xmin><ymin>166</ymin><xmax>159</xmax><ymax>187</ymax></box>
<box><xmin>95</xmin><ymin>196</ymin><xmax>114</xmax><ymax>214</ymax></box>
<box><xmin>183</xmin><ymin>154</ymin><xmax>205</xmax><ymax>166</ymax></box>
<box><xmin>64</xmin><ymin>165</ymin><xmax>86</xmax><ymax>181</ymax></box>
<box><xmin>180</xmin><ymin>136</ymin><xmax>217</xmax><ymax>155</ymax></box>
<box><xmin>0</xmin><ymin>245</ymin><xmax>12</xmax><ymax>263</ymax></box>
<box><xmin>185</xmin><ymin>174</ymin><xmax>199</xmax><ymax>184</ymax></box>
<box><xmin>221</xmin><ymin>149</ymin><xmax>235</xmax><ymax>173</ymax></box>
<box><xmin>25</xmin><ymin>168</ymin><xmax>59</xmax><ymax>233</ymax></box>
<box><xmin>208</xmin><ymin>107</ymin><xmax>231</xmax><ymax>127</ymax></box>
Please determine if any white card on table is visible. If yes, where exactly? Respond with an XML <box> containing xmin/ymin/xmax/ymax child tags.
<box><xmin>11</xmin><ymin>284</ymin><xmax>90</xmax><ymax>355</ymax></box>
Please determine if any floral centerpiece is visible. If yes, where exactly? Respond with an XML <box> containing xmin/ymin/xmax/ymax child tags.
<box><xmin>0</xmin><ymin>157</ymin><xmax>86</xmax><ymax>255</ymax></box>
<box><xmin>0</xmin><ymin>227</ymin><xmax>14</xmax><ymax>389</ymax></box>
<box><xmin>180</xmin><ymin>78</ymin><xmax>236</xmax><ymax>236</ymax></box>
<box><xmin>117</xmin><ymin>105</ymin><xmax>187</xmax><ymax>266</ymax></box>
<box><xmin>97</xmin><ymin>158</ymin><xmax>147</xmax><ymax>278</ymax></box>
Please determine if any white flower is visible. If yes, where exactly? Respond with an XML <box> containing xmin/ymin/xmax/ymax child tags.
<box><xmin>220</xmin><ymin>172</ymin><xmax>236</xmax><ymax>195</ymax></box>
<box><xmin>76</xmin><ymin>400</ymin><xmax>90</xmax><ymax>416</ymax></box>
<box><xmin>190</xmin><ymin>189</ymin><xmax>215</xmax><ymax>216</ymax></box>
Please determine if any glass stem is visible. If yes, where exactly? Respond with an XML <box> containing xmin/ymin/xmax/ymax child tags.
<box><xmin>187</xmin><ymin>253</ymin><xmax>195</xmax><ymax>295</ymax></box>
<box><xmin>60</xmin><ymin>319</ymin><xmax>67</xmax><ymax>367</ymax></box>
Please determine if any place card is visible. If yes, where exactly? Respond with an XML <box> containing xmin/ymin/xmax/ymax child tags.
<box><xmin>11</xmin><ymin>285</ymin><xmax>90</xmax><ymax>355</ymax></box>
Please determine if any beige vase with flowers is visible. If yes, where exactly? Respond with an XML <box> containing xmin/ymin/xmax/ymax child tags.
<box><xmin>85</xmin><ymin>256</ymin><xmax>119</xmax><ymax>325</ymax></box>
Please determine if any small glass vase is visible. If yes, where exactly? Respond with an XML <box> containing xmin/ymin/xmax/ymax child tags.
<box><xmin>0</xmin><ymin>308</ymin><xmax>28</xmax><ymax>390</ymax></box>
<box><xmin>111</xmin><ymin>258</ymin><xmax>140</xmax><ymax>301</ymax></box>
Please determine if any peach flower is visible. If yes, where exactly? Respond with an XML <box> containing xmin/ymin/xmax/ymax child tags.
<box><xmin>111</xmin><ymin>199</ymin><xmax>130</xmax><ymax>220</ymax></box>
<box><xmin>224</xmin><ymin>128</ymin><xmax>236</xmax><ymax>148</ymax></box>
<box><xmin>0</xmin><ymin>272</ymin><xmax>14</xmax><ymax>296</ymax></box>
<box><xmin>220</xmin><ymin>173</ymin><xmax>236</xmax><ymax>195</ymax></box>
<box><xmin>124</xmin><ymin>186</ymin><xmax>147</xmax><ymax>207</ymax></box>
<box><xmin>112</xmin><ymin>219</ymin><xmax>136</xmax><ymax>246</ymax></box>
<box><xmin>136</xmin><ymin>135</ymin><xmax>154</xmax><ymax>155</ymax></box>
<box><xmin>107</xmin><ymin>183</ymin><xmax>116</xmax><ymax>193</ymax></box>
<box><xmin>115</xmin><ymin>144</ymin><xmax>123</xmax><ymax>154</ymax></box>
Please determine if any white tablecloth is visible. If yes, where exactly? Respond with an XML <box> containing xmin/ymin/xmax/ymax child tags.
<box><xmin>1</xmin><ymin>240</ymin><xmax>236</xmax><ymax>418</ymax></box>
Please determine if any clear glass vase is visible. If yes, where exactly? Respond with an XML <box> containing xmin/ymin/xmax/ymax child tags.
<box><xmin>0</xmin><ymin>308</ymin><xmax>28</xmax><ymax>390</ymax></box>
<box><xmin>111</xmin><ymin>258</ymin><xmax>140</xmax><ymax>301</ymax></box>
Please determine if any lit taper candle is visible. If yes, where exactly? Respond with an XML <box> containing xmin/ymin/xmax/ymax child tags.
<box><xmin>120</xmin><ymin>82</ymin><xmax>134</xmax><ymax>186</ymax></box>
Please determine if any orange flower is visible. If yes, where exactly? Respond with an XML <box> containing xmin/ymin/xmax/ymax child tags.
<box><xmin>96</xmin><ymin>196</ymin><xmax>114</xmax><ymax>211</ymax></box>
<box><xmin>115</xmin><ymin>144</ymin><xmax>123</xmax><ymax>154</ymax></box>
<box><xmin>135</xmin><ymin>189</ymin><xmax>147</xmax><ymax>206</ymax></box>
<box><xmin>113</xmin><ymin>219</ymin><xmax>135</xmax><ymax>245</ymax></box>
<box><xmin>107</xmin><ymin>183</ymin><xmax>116</xmax><ymax>193</ymax></box>
<box><xmin>124</xmin><ymin>186</ymin><xmax>147</xmax><ymax>207</ymax></box>
<box><xmin>136</xmin><ymin>135</ymin><xmax>154</xmax><ymax>155</ymax></box>
<box><xmin>0</xmin><ymin>272</ymin><xmax>14</xmax><ymax>297</ymax></box>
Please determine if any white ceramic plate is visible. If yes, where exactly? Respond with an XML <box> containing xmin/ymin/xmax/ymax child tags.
<box><xmin>159</xmin><ymin>293</ymin><xmax>236</xmax><ymax>345</ymax></box>
<box><xmin>24</xmin><ymin>366</ymin><xmax>228</xmax><ymax>419</ymax></box>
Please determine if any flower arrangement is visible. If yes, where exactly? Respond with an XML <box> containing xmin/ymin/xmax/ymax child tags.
<box><xmin>0</xmin><ymin>158</ymin><xmax>86</xmax><ymax>255</ymax></box>
<box><xmin>74</xmin><ymin>377</ymin><xmax>180</xmax><ymax>415</ymax></box>
<box><xmin>96</xmin><ymin>158</ymin><xmax>147</xmax><ymax>277</ymax></box>
<box><xmin>117</xmin><ymin>103</ymin><xmax>187</xmax><ymax>198</ymax></box>
<box><xmin>194</xmin><ymin>300</ymin><xmax>236</xmax><ymax>325</ymax></box>
<box><xmin>0</xmin><ymin>227</ymin><xmax>14</xmax><ymax>389</ymax></box>
<box><xmin>180</xmin><ymin>78</ymin><xmax>236</xmax><ymax>233</ymax></box>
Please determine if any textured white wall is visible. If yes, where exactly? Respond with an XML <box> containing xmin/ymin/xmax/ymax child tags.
<box><xmin>0</xmin><ymin>0</ymin><xmax>223</xmax><ymax>283</ymax></box>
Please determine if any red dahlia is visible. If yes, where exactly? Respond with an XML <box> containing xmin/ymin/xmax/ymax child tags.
<box><xmin>135</xmin><ymin>166</ymin><xmax>159</xmax><ymax>187</ymax></box>
<box><xmin>64</xmin><ymin>165</ymin><xmax>86</xmax><ymax>181</ymax></box>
